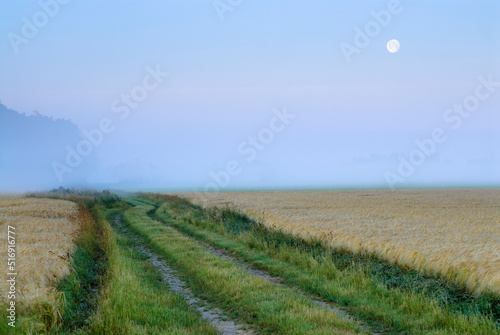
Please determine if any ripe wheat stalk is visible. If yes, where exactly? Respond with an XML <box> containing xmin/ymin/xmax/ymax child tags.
<box><xmin>0</xmin><ymin>197</ymin><xmax>81</xmax><ymax>306</ymax></box>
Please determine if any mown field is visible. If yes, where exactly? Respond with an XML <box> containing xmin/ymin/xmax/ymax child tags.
<box><xmin>0</xmin><ymin>190</ymin><xmax>498</xmax><ymax>334</ymax></box>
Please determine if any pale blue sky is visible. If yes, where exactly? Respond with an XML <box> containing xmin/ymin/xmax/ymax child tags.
<box><xmin>1</xmin><ymin>0</ymin><xmax>499</xmax><ymax>191</ymax></box>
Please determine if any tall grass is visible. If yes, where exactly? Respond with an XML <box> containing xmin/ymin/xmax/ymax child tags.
<box><xmin>181</xmin><ymin>189</ymin><xmax>500</xmax><ymax>296</ymax></box>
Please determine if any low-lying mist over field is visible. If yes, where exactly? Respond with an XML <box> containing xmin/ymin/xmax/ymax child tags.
<box><xmin>1</xmin><ymin>98</ymin><xmax>499</xmax><ymax>192</ymax></box>
<box><xmin>1</xmin><ymin>1</ymin><xmax>499</xmax><ymax>192</ymax></box>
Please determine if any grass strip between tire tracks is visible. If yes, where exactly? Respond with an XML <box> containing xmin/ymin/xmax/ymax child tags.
<box><xmin>123</xmin><ymin>200</ymin><xmax>364</xmax><ymax>335</ymax></box>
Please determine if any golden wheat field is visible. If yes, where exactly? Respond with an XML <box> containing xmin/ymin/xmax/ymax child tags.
<box><xmin>181</xmin><ymin>189</ymin><xmax>500</xmax><ymax>295</ymax></box>
<box><xmin>0</xmin><ymin>197</ymin><xmax>81</xmax><ymax>305</ymax></box>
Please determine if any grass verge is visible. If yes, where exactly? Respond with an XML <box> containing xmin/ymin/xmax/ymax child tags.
<box><xmin>78</xmin><ymin>204</ymin><xmax>219</xmax><ymax>334</ymax></box>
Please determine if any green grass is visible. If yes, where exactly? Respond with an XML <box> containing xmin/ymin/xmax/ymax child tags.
<box><xmin>56</xmin><ymin>225</ymin><xmax>106</xmax><ymax>332</ymax></box>
<box><xmin>79</xmin><ymin>205</ymin><xmax>219</xmax><ymax>334</ymax></box>
<box><xmin>145</xmin><ymin>194</ymin><xmax>499</xmax><ymax>335</ymax></box>
<box><xmin>122</xmin><ymin>200</ymin><xmax>365</xmax><ymax>334</ymax></box>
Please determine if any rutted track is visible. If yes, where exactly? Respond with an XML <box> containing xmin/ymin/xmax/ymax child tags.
<box><xmin>148</xmin><ymin>215</ymin><xmax>379</xmax><ymax>335</ymax></box>
<box><xmin>203</xmin><ymin>244</ymin><xmax>378</xmax><ymax>334</ymax></box>
<box><xmin>113</xmin><ymin>216</ymin><xmax>254</xmax><ymax>335</ymax></box>
<box><xmin>123</xmin><ymin>200</ymin><xmax>368</xmax><ymax>334</ymax></box>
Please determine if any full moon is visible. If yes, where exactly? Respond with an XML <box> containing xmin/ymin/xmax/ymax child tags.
<box><xmin>387</xmin><ymin>39</ymin><xmax>400</xmax><ymax>53</ymax></box>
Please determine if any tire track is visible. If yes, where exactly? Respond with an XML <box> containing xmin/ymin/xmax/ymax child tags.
<box><xmin>151</xmin><ymin>216</ymin><xmax>381</xmax><ymax>334</ymax></box>
<box><xmin>114</xmin><ymin>216</ymin><xmax>254</xmax><ymax>335</ymax></box>
<box><xmin>202</xmin><ymin>243</ymin><xmax>379</xmax><ymax>335</ymax></box>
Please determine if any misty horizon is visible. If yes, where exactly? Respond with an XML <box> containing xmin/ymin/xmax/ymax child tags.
<box><xmin>1</xmin><ymin>0</ymin><xmax>499</xmax><ymax>192</ymax></box>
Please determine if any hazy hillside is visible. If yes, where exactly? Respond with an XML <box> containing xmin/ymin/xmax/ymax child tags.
<box><xmin>0</xmin><ymin>103</ymin><xmax>96</xmax><ymax>191</ymax></box>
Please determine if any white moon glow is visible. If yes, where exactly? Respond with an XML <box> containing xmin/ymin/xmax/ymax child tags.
<box><xmin>387</xmin><ymin>39</ymin><xmax>400</xmax><ymax>53</ymax></box>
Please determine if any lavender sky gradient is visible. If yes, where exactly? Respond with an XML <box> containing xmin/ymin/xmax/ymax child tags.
<box><xmin>1</xmin><ymin>0</ymin><xmax>499</xmax><ymax>191</ymax></box>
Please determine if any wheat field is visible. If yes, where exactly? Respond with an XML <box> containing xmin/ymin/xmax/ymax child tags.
<box><xmin>0</xmin><ymin>197</ymin><xmax>81</xmax><ymax>305</ymax></box>
<box><xmin>181</xmin><ymin>189</ymin><xmax>500</xmax><ymax>295</ymax></box>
